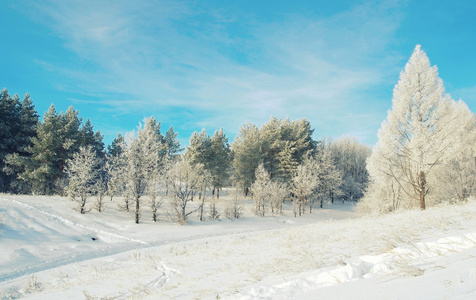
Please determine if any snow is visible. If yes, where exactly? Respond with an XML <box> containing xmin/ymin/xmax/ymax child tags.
<box><xmin>0</xmin><ymin>194</ymin><xmax>475</xmax><ymax>299</ymax></box>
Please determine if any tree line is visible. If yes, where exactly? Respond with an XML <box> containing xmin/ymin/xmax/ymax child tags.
<box><xmin>4</xmin><ymin>44</ymin><xmax>469</xmax><ymax>222</ymax></box>
<box><xmin>0</xmin><ymin>91</ymin><xmax>370</xmax><ymax>222</ymax></box>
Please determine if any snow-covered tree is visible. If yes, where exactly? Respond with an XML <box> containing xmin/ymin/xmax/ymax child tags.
<box><xmin>165</xmin><ymin>156</ymin><xmax>210</xmax><ymax>224</ymax></box>
<box><xmin>250</xmin><ymin>164</ymin><xmax>271</xmax><ymax>216</ymax></box>
<box><xmin>121</xmin><ymin>117</ymin><xmax>165</xmax><ymax>223</ymax></box>
<box><xmin>329</xmin><ymin>136</ymin><xmax>370</xmax><ymax>202</ymax></box>
<box><xmin>291</xmin><ymin>157</ymin><xmax>320</xmax><ymax>217</ymax></box>
<box><xmin>432</xmin><ymin>102</ymin><xmax>476</xmax><ymax>204</ymax></box>
<box><xmin>312</xmin><ymin>147</ymin><xmax>342</xmax><ymax>210</ymax></box>
<box><xmin>363</xmin><ymin>45</ymin><xmax>472</xmax><ymax>212</ymax></box>
<box><xmin>66</xmin><ymin>146</ymin><xmax>100</xmax><ymax>214</ymax></box>
<box><xmin>225</xmin><ymin>187</ymin><xmax>244</xmax><ymax>220</ymax></box>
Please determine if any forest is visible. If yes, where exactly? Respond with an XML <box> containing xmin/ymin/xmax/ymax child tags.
<box><xmin>1</xmin><ymin>45</ymin><xmax>475</xmax><ymax>224</ymax></box>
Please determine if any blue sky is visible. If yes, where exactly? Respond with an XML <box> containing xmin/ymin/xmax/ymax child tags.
<box><xmin>1</xmin><ymin>0</ymin><xmax>476</xmax><ymax>148</ymax></box>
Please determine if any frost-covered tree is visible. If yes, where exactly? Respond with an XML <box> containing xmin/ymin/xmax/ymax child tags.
<box><xmin>165</xmin><ymin>156</ymin><xmax>210</xmax><ymax>224</ymax></box>
<box><xmin>363</xmin><ymin>45</ymin><xmax>472</xmax><ymax>212</ymax></box>
<box><xmin>291</xmin><ymin>157</ymin><xmax>320</xmax><ymax>217</ymax></box>
<box><xmin>225</xmin><ymin>187</ymin><xmax>244</xmax><ymax>220</ymax></box>
<box><xmin>432</xmin><ymin>102</ymin><xmax>476</xmax><ymax>204</ymax></box>
<box><xmin>312</xmin><ymin>146</ymin><xmax>342</xmax><ymax>210</ymax></box>
<box><xmin>121</xmin><ymin>117</ymin><xmax>165</xmax><ymax>223</ymax></box>
<box><xmin>329</xmin><ymin>136</ymin><xmax>370</xmax><ymax>202</ymax></box>
<box><xmin>66</xmin><ymin>146</ymin><xmax>100</xmax><ymax>214</ymax></box>
<box><xmin>250</xmin><ymin>164</ymin><xmax>287</xmax><ymax>216</ymax></box>
<box><xmin>250</xmin><ymin>164</ymin><xmax>271</xmax><ymax>216</ymax></box>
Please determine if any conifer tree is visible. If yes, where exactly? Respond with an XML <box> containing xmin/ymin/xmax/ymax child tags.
<box><xmin>209</xmin><ymin>129</ymin><xmax>231</xmax><ymax>199</ymax></box>
<box><xmin>1</xmin><ymin>90</ymin><xmax>39</xmax><ymax>192</ymax></box>
<box><xmin>165</xmin><ymin>126</ymin><xmax>182</xmax><ymax>157</ymax></box>
<box><xmin>232</xmin><ymin>123</ymin><xmax>262</xmax><ymax>196</ymax></box>
<box><xmin>363</xmin><ymin>45</ymin><xmax>470</xmax><ymax>212</ymax></box>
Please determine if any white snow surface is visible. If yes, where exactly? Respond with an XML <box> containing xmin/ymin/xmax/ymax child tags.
<box><xmin>0</xmin><ymin>194</ymin><xmax>475</xmax><ymax>299</ymax></box>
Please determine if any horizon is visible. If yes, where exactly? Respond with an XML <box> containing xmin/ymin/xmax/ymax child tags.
<box><xmin>2</xmin><ymin>0</ymin><xmax>475</xmax><ymax>148</ymax></box>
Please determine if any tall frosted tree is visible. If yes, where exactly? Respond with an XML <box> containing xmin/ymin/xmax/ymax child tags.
<box><xmin>363</xmin><ymin>45</ymin><xmax>472</xmax><ymax>212</ymax></box>
<box><xmin>66</xmin><ymin>146</ymin><xmax>101</xmax><ymax>214</ymax></box>
<box><xmin>121</xmin><ymin>117</ymin><xmax>165</xmax><ymax>223</ymax></box>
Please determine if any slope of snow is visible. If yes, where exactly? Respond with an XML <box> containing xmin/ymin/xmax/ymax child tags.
<box><xmin>0</xmin><ymin>194</ymin><xmax>475</xmax><ymax>299</ymax></box>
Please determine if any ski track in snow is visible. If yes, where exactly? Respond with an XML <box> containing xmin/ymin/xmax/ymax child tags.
<box><xmin>0</xmin><ymin>197</ymin><xmax>310</xmax><ymax>285</ymax></box>
<box><xmin>236</xmin><ymin>231</ymin><xmax>476</xmax><ymax>299</ymax></box>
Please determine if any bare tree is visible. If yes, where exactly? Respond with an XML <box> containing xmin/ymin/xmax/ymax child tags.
<box><xmin>225</xmin><ymin>187</ymin><xmax>243</xmax><ymax>220</ymax></box>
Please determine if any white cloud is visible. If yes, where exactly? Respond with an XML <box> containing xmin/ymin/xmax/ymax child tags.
<box><xmin>21</xmin><ymin>0</ymin><xmax>405</xmax><ymax>145</ymax></box>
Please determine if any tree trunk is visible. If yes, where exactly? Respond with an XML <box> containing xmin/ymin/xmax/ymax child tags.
<box><xmin>419</xmin><ymin>171</ymin><xmax>426</xmax><ymax>210</ymax></box>
<box><xmin>135</xmin><ymin>197</ymin><xmax>140</xmax><ymax>224</ymax></box>
<box><xmin>217</xmin><ymin>188</ymin><xmax>220</xmax><ymax>199</ymax></box>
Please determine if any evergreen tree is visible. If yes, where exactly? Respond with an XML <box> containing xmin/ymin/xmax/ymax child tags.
<box><xmin>209</xmin><ymin>129</ymin><xmax>232</xmax><ymax>199</ymax></box>
<box><xmin>232</xmin><ymin>122</ymin><xmax>262</xmax><ymax>196</ymax></box>
<box><xmin>80</xmin><ymin>119</ymin><xmax>105</xmax><ymax>158</ymax></box>
<box><xmin>165</xmin><ymin>126</ymin><xmax>182</xmax><ymax>157</ymax></box>
<box><xmin>107</xmin><ymin>133</ymin><xmax>125</xmax><ymax>158</ymax></box>
<box><xmin>11</xmin><ymin>104</ymin><xmax>84</xmax><ymax>194</ymax></box>
<box><xmin>0</xmin><ymin>89</ymin><xmax>39</xmax><ymax>192</ymax></box>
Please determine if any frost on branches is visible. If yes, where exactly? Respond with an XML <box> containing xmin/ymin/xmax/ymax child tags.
<box><xmin>361</xmin><ymin>45</ymin><xmax>476</xmax><ymax>213</ymax></box>
<box><xmin>65</xmin><ymin>146</ymin><xmax>101</xmax><ymax>214</ymax></box>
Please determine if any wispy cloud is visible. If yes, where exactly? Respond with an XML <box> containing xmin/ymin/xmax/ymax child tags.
<box><xmin>17</xmin><ymin>0</ymin><xmax>405</xmax><ymax>145</ymax></box>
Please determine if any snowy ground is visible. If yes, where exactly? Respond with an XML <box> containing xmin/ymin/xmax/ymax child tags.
<box><xmin>0</xmin><ymin>194</ymin><xmax>475</xmax><ymax>299</ymax></box>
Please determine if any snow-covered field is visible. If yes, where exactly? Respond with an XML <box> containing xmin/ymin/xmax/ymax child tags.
<box><xmin>0</xmin><ymin>194</ymin><xmax>475</xmax><ymax>299</ymax></box>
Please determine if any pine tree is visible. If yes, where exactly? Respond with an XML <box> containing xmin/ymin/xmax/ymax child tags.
<box><xmin>80</xmin><ymin>119</ymin><xmax>105</xmax><ymax>158</ymax></box>
<box><xmin>209</xmin><ymin>129</ymin><xmax>231</xmax><ymax>199</ymax></box>
<box><xmin>0</xmin><ymin>90</ymin><xmax>39</xmax><ymax>192</ymax></box>
<box><xmin>165</xmin><ymin>126</ymin><xmax>182</xmax><ymax>157</ymax></box>
<box><xmin>10</xmin><ymin>104</ymin><xmax>84</xmax><ymax>194</ymax></box>
<box><xmin>107</xmin><ymin>134</ymin><xmax>125</xmax><ymax>158</ymax></box>
<box><xmin>232</xmin><ymin>122</ymin><xmax>262</xmax><ymax>196</ymax></box>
